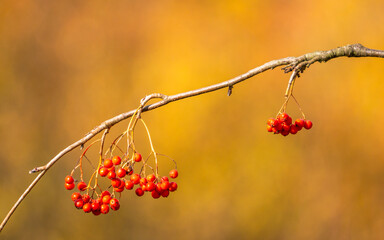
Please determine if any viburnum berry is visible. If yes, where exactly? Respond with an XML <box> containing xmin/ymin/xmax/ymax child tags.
<box><xmin>103</xmin><ymin>158</ymin><xmax>113</xmax><ymax>168</ymax></box>
<box><xmin>65</xmin><ymin>182</ymin><xmax>75</xmax><ymax>190</ymax></box>
<box><xmin>169</xmin><ymin>169</ymin><xmax>178</xmax><ymax>179</ymax></box>
<box><xmin>112</xmin><ymin>156</ymin><xmax>121</xmax><ymax>165</ymax></box>
<box><xmin>65</xmin><ymin>175</ymin><xmax>74</xmax><ymax>184</ymax></box>
<box><xmin>110</xmin><ymin>198</ymin><xmax>120</xmax><ymax>211</ymax></box>
<box><xmin>71</xmin><ymin>192</ymin><xmax>82</xmax><ymax>201</ymax></box>
<box><xmin>133</xmin><ymin>152</ymin><xmax>142</xmax><ymax>162</ymax></box>
<box><xmin>100</xmin><ymin>204</ymin><xmax>109</xmax><ymax>214</ymax></box>
<box><xmin>77</xmin><ymin>181</ymin><xmax>87</xmax><ymax>191</ymax></box>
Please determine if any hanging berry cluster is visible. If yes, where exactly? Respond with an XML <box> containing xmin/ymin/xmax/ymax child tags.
<box><xmin>267</xmin><ymin>112</ymin><xmax>312</xmax><ymax>136</ymax></box>
<box><xmin>63</xmin><ymin>105</ymin><xmax>178</xmax><ymax>215</ymax></box>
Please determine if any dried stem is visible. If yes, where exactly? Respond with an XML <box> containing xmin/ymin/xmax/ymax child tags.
<box><xmin>1</xmin><ymin>43</ymin><xmax>383</xmax><ymax>232</ymax></box>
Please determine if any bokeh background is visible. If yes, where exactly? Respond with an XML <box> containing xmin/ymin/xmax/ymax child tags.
<box><xmin>1</xmin><ymin>0</ymin><xmax>384</xmax><ymax>239</ymax></box>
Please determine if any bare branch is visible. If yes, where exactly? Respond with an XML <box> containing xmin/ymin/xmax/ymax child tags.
<box><xmin>1</xmin><ymin>43</ymin><xmax>383</xmax><ymax>232</ymax></box>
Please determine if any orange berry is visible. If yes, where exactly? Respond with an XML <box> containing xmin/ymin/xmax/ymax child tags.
<box><xmin>169</xmin><ymin>169</ymin><xmax>178</xmax><ymax>179</ymax></box>
<box><xmin>133</xmin><ymin>153</ymin><xmax>142</xmax><ymax>162</ymax></box>
<box><xmin>112</xmin><ymin>156</ymin><xmax>121</xmax><ymax>165</ymax></box>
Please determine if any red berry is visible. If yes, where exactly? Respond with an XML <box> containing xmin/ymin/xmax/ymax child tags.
<box><xmin>65</xmin><ymin>182</ymin><xmax>75</xmax><ymax>190</ymax></box>
<box><xmin>74</xmin><ymin>199</ymin><xmax>84</xmax><ymax>209</ymax></box>
<box><xmin>290</xmin><ymin>125</ymin><xmax>299</xmax><ymax>134</ymax></box>
<box><xmin>116</xmin><ymin>168</ymin><xmax>126</xmax><ymax>178</ymax></box>
<box><xmin>107</xmin><ymin>171</ymin><xmax>116</xmax><ymax>180</ymax></box>
<box><xmin>130</xmin><ymin>174</ymin><xmax>141</xmax><ymax>185</ymax></box>
<box><xmin>65</xmin><ymin>175</ymin><xmax>74</xmax><ymax>184</ymax></box>
<box><xmin>102</xmin><ymin>195</ymin><xmax>111</xmax><ymax>204</ymax></box>
<box><xmin>295</xmin><ymin>119</ymin><xmax>305</xmax><ymax>129</ymax></box>
<box><xmin>304</xmin><ymin>120</ymin><xmax>313</xmax><ymax>129</ymax></box>
<box><xmin>82</xmin><ymin>194</ymin><xmax>91</xmax><ymax>203</ymax></box>
<box><xmin>169</xmin><ymin>182</ymin><xmax>178</xmax><ymax>192</ymax></box>
<box><xmin>140</xmin><ymin>178</ymin><xmax>148</xmax><ymax>186</ymax></box>
<box><xmin>125</xmin><ymin>180</ymin><xmax>134</xmax><ymax>190</ymax></box>
<box><xmin>114</xmin><ymin>187</ymin><xmax>124</xmax><ymax>193</ymax></box>
<box><xmin>111</xmin><ymin>178</ymin><xmax>121</xmax><ymax>188</ymax></box>
<box><xmin>134</xmin><ymin>153</ymin><xmax>142</xmax><ymax>162</ymax></box>
<box><xmin>99</xmin><ymin>167</ymin><xmax>109</xmax><ymax>177</ymax></box>
<box><xmin>161</xmin><ymin>176</ymin><xmax>169</xmax><ymax>182</ymax></box>
<box><xmin>135</xmin><ymin>187</ymin><xmax>144</xmax><ymax>196</ymax></box>
<box><xmin>267</xmin><ymin>125</ymin><xmax>273</xmax><ymax>132</ymax></box>
<box><xmin>146</xmin><ymin>182</ymin><xmax>156</xmax><ymax>192</ymax></box>
<box><xmin>281</xmin><ymin>123</ymin><xmax>290</xmax><ymax>132</ymax></box>
<box><xmin>92</xmin><ymin>209</ymin><xmax>101</xmax><ymax>216</ymax></box>
<box><xmin>71</xmin><ymin>192</ymin><xmax>82</xmax><ymax>201</ymax></box>
<box><xmin>110</xmin><ymin>198</ymin><xmax>120</xmax><ymax>211</ymax></box>
<box><xmin>147</xmin><ymin>174</ymin><xmax>156</xmax><ymax>182</ymax></box>
<box><xmin>280</xmin><ymin>130</ymin><xmax>290</xmax><ymax>136</ymax></box>
<box><xmin>161</xmin><ymin>190</ymin><xmax>170</xmax><ymax>198</ymax></box>
<box><xmin>169</xmin><ymin>169</ymin><xmax>178</xmax><ymax>179</ymax></box>
<box><xmin>101</xmin><ymin>190</ymin><xmax>111</xmax><ymax>197</ymax></box>
<box><xmin>100</xmin><ymin>204</ymin><xmax>109</xmax><ymax>214</ymax></box>
<box><xmin>112</xmin><ymin>156</ymin><xmax>121</xmax><ymax>165</ymax></box>
<box><xmin>91</xmin><ymin>201</ymin><xmax>101</xmax><ymax>211</ymax></box>
<box><xmin>160</xmin><ymin>181</ymin><xmax>170</xmax><ymax>190</ymax></box>
<box><xmin>83</xmin><ymin>203</ymin><xmax>92</xmax><ymax>213</ymax></box>
<box><xmin>104</xmin><ymin>159</ymin><xmax>113</xmax><ymax>168</ymax></box>
<box><xmin>77</xmin><ymin>181</ymin><xmax>87</xmax><ymax>191</ymax></box>
<box><xmin>151</xmin><ymin>190</ymin><xmax>160</xmax><ymax>199</ymax></box>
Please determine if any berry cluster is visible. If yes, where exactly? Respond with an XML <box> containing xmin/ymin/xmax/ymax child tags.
<box><xmin>267</xmin><ymin>112</ymin><xmax>313</xmax><ymax>136</ymax></box>
<box><xmin>64</xmin><ymin>153</ymin><xmax>179</xmax><ymax>215</ymax></box>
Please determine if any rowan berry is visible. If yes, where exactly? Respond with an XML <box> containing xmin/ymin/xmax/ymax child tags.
<box><xmin>125</xmin><ymin>180</ymin><xmax>134</xmax><ymax>190</ymax></box>
<box><xmin>104</xmin><ymin>158</ymin><xmax>113</xmax><ymax>168</ymax></box>
<box><xmin>99</xmin><ymin>167</ymin><xmax>109</xmax><ymax>177</ymax></box>
<box><xmin>130</xmin><ymin>173</ymin><xmax>141</xmax><ymax>185</ymax></box>
<box><xmin>295</xmin><ymin>119</ymin><xmax>305</xmax><ymax>129</ymax></box>
<box><xmin>147</xmin><ymin>174</ymin><xmax>156</xmax><ymax>182</ymax></box>
<box><xmin>116</xmin><ymin>168</ymin><xmax>126</xmax><ymax>178</ymax></box>
<box><xmin>160</xmin><ymin>181</ymin><xmax>170</xmax><ymax>190</ymax></box>
<box><xmin>77</xmin><ymin>181</ymin><xmax>87</xmax><ymax>191</ymax></box>
<box><xmin>290</xmin><ymin>125</ymin><xmax>299</xmax><ymax>134</ymax></box>
<box><xmin>161</xmin><ymin>176</ymin><xmax>169</xmax><ymax>182</ymax></box>
<box><xmin>82</xmin><ymin>194</ymin><xmax>91</xmax><ymax>203</ymax></box>
<box><xmin>112</xmin><ymin>156</ymin><xmax>121</xmax><ymax>165</ymax></box>
<box><xmin>146</xmin><ymin>182</ymin><xmax>156</xmax><ymax>192</ymax></box>
<box><xmin>91</xmin><ymin>201</ymin><xmax>101</xmax><ymax>211</ymax></box>
<box><xmin>110</xmin><ymin>198</ymin><xmax>120</xmax><ymax>211</ymax></box>
<box><xmin>135</xmin><ymin>187</ymin><xmax>144</xmax><ymax>196</ymax></box>
<box><xmin>74</xmin><ymin>199</ymin><xmax>84</xmax><ymax>209</ymax></box>
<box><xmin>115</xmin><ymin>186</ymin><xmax>124</xmax><ymax>193</ymax></box>
<box><xmin>111</xmin><ymin>178</ymin><xmax>121</xmax><ymax>188</ymax></box>
<box><xmin>102</xmin><ymin>195</ymin><xmax>112</xmax><ymax>204</ymax></box>
<box><xmin>71</xmin><ymin>192</ymin><xmax>82</xmax><ymax>201</ymax></box>
<box><xmin>100</xmin><ymin>204</ymin><xmax>109</xmax><ymax>214</ymax></box>
<box><xmin>83</xmin><ymin>203</ymin><xmax>92</xmax><ymax>213</ymax></box>
<box><xmin>161</xmin><ymin>190</ymin><xmax>170</xmax><ymax>198</ymax></box>
<box><xmin>169</xmin><ymin>169</ymin><xmax>178</xmax><ymax>179</ymax></box>
<box><xmin>267</xmin><ymin>125</ymin><xmax>273</xmax><ymax>132</ymax></box>
<box><xmin>92</xmin><ymin>209</ymin><xmax>101</xmax><ymax>216</ymax></box>
<box><xmin>134</xmin><ymin>152</ymin><xmax>142</xmax><ymax>162</ymax></box>
<box><xmin>151</xmin><ymin>190</ymin><xmax>160</xmax><ymax>199</ymax></box>
<box><xmin>65</xmin><ymin>182</ymin><xmax>75</xmax><ymax>190</ymax></box>
<box><xmin>107</xmin><ymin>170</ymin><xmax>116</xmax><ymax>180</ymax></box>
<box><xmin>140</xmin><ymin>178</ymin><xmax>148</xmax><ymax>186</ymax></box>
<box><xmin>169</xmin><ymin>182</ymin><xmax>178</xmax><ymax>192</ymax></box>
<box><xmin>304</xmin><ymin>120</ymin><xmax>313</xmax><ymax>129</ymax></box>
<box><xmin>101</xmin><ymin>190</ymin><xmax>111</xmax><ymax>197</ymax></box>
<box><xmin>65</xmin><ymin>175</ymin><xmax>74</xmax><ymax>184</ymax></box>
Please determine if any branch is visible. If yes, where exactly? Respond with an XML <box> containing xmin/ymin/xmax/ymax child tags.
<box><xmin>1</xmin><ymin>43</ymin><xmax>383</xmax><ymax>232</ymax></box>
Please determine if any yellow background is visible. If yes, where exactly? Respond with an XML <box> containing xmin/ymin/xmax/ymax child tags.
<box><xmin>1</xmin><ymin>1</ymin><xmax>384</xmax><ymax>239</ymax></box>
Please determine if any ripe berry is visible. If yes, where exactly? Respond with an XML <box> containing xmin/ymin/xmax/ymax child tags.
<box><xmin>92</xmin><ymin>209</ymin><xmax>101</xmax><ymax>216</ymax></box>
<box><xmin>304</xmin><ymin>120</ymin><xmax>313</xmax><ymax>129</ymax></box>
<box><xmin>110</xmin><ymin>198</ymin><xmax>120</xmax><ymax>211</ymax></box>
<box><xmin>77</xmin><ymin>181</ymin><xmax>87</xmax><ymax>191</ymax></box>
<box><xmin>161</xmin><ymin>176</ymin><xmax>169</xmax><ymax>182</ymax></box>
<box><xmin>104</xmin><ymin>159</ymin><xmax>113</xmax><ymax>168</ymax></box>
<box><xmin>115</xmin><ymin>187</ymin><xmax>124</xmax><ymax>193</ymax></box>
<box><xmin>130</xmin><ymin>174</ymin><xmax>141</xmax><ymax>185</ymax></box>
<box><xmin>111</xmin><ymin>178</ymin><xmax>122</xmax><ymax>188</ymax></box>
<box><xmin>107</xmin><ymin>171</ymin><xmax>116</xmax><ymax>180</ymax></box>
<box><xmin>135</xmin><ymin>187</ymin><xmax>144</xmax><ymax>196</ymax></box>
<box><xmin>101</xmin><ymin>190</ymin><xmax>111</xmax><ymax>197</ymax></box>
<box><xmin>74</xmin><ymin>199</ymin><xmax>84</xmax><ymax>209</ymax></box>
<box><xmin>83</xmin><ymin>203</ymin><xmax>92</xmax><ymax>213</ymax></box>
<box><xmin>134</xmin><ymin>152</ymin><xmax>142</xmax><ymax>162</ymax></box>
<box><xmin>82</xmin><ymin>194</ymin><xmax>91</xmax><ymax>203</ymax></box>
<box><xmin>116</xmin><ymin>168</ymin><xmax>126</xmax><ymax>178</ymax></box>
<box><xmin>267</xmin><ymin>125</ymin><xmax>273</xmax><ymax>132</ymax></box>
<box><xmin>147</xmin><ymin>174</ymin><xmax>156</xmax><ymax>182</ymax></box>
<box><xmin>102</xmin><ymin>195</ymin><xmax>112</xmax><ymax>204</ymax></box>
<box><xmin>71</xmin><ymin>192</ymin><xmax>82</xmax><ymax>201</ymax></box>
<box><xmin>100</xmin><ymin>204</ymin><xmax>109</xmax><ymax>214</ymax></box>
<box><xmin>140</xmin><ymin>178</ymin><xmax>148</xmax><ymax>186</ymax></box>
<box><xmin>125</xmin><ymin>180</ymin><xmax>134</xmax><ymax>190</ymax></box>
<box><xmin>112</xmin><ymin>156</ymin><xmax>121</xmax><ymax>165</ymax></box>
<box><xmin>99</xmin><ymin>167</ymin><xmax>109</xmax><ymax>177</ymax></box>
<box><xmin>65</xmin><ymin>175</ymin><xmax>74</xmax><ymax>184</ymax></box>
<box><xmin>169</xmin><ymin>169</ymin><xmax>178</xmax><ymax>179</ymax></box>
<box><xmin>91</xmin><ymin>201</ymin><xmax>101</xmax><ymax>211</ymax></box>
<box><xmin>281</xmin><ymin>123</ymin><xmax>290</xmax><ymax>132</ymax></box>
<box><xmin>290</xmin><ymin>125</ymin><xmax>299</xmax><ymax>134</ymax></box>
<box><xmin>151</xmin><ymin>190</ymin><xmax>160</xmax><ymax>199</ymax></box>
<box><xmin>65</xmin><ymin>182</ymin><xmax>75</xmax><ymax>190</ymax></box>
<box><xmin>169</xmin><ymin>182</ymin><xmax>178</xmax><ymax>192</ymax></box>
<box><xmin>160</xmin><ymin>181</ymin><xmax>170</xmax><ymax>190</ymax></box>
<box><xmin>146</xmin><ymin>182</ymin><xmax>156</xmax><ymax>192</ymax></box>
<box><xmin>161</xmin><ymin>190</ymin><xmax>170</xmax><ymax>198</ymax></box>
<box><xmin>295</xmin><ymin>119</ymin><xmax>305</xmax><ymax>129</ymax></box>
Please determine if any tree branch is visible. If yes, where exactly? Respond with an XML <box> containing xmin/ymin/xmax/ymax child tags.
<box><xmin>1</xmin><ymin>43</ymin><xmax>383</xmax><ymax>232</ymax></box>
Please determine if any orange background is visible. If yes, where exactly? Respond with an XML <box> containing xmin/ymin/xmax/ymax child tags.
<box><xmin>1</xmin><ymin>1</ymin><xmax>384</xmax><ymax>239</ymax></box>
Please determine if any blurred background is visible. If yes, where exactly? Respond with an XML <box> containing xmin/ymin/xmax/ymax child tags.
<box><xmin>1</xmin><ymin>0</ymin><xmax>384</xmax><ymax>239</ymax></box>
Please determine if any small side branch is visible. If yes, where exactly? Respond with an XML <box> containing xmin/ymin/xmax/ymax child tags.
<box><xmin>1</xmin><ymin>43</ymin><xmax>383</xmax><ymax>232</ymax></box>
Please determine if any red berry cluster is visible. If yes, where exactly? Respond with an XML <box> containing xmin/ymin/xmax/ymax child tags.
<box><xmin>267</xmin><ymin>112</ymin><xmax>313</xmax><ymax>136</ymax></box>
<box><xmin>64</xmin><ymin>153</ymin><xmax>179</xmax><ymax>215</ymax></box>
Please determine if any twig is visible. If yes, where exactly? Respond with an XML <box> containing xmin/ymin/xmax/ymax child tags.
<box><xmin>1</xmin><ymin>43</ymin><xmax>383</xmax><ymax>232</ymax></box>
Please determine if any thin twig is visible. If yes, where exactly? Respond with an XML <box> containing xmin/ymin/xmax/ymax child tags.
<box><xmin>1</xmin><ymin>43</ymin><xmax>383</xmax><ymax>232</ymax></box>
